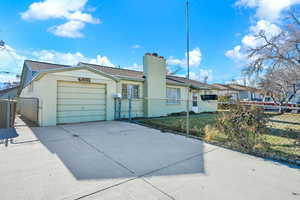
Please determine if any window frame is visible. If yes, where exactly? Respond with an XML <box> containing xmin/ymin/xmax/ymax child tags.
<box><xmin>122</xmin><ymin>83</ymin><xmax>140</xmax><ymax>99</ymax></box>
<box><xmin>166</xmin><ymin>87</ymin><xmax>181</xmax><ymax>105</ymax></box>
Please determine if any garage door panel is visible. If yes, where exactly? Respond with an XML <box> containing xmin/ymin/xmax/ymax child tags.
<box><xmin>57</xmin><ymin>92</ymin><xmax>105</xmax><ymax>99</ymax></box>
<box><xmin>57</xmin><ymin>115</ymin><xmax>105</xmax><ymax>124</ymax></box>
<box><xmin>57</xmin><ymin>110</ymin><xmax>106</xmax><ymax>118</ymax></box>
<box><xmin>57</xmin><ymin>99</ymin><xmax>106</xmax><ymax>105</ymax></box>
<box><xmin>57</xmin><ymin>104</ymin><xmax>105</xmax><ymax>111</ymax></box>
<box><xmin>57</xmin><ymin>82</ymin><xmax>105</xmax><ymax>88</ymax></box>
<box><xmin>57</xmin><ymin>81</ymin><xmax>106</xmax><ymax>124</ymax></box>
<box><xmin>57</xmin><ymin>87</ymin><xmax>105</xmax><ymax>94</ymax></box>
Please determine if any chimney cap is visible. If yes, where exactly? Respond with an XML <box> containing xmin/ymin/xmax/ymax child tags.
<box><xmin>145</xmin><ymin>52</ymin><xmax>164</xmax><ymax>59</ymax></box>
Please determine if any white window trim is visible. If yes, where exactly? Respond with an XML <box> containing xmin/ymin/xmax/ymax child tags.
<box><xmin>166</xmin><ymin>87</ymin><xmax>181</xmax><ymax>105</ymax></box>
<box><xmin>122</xmin><ymin>84</ymin><xmax>140</xmax><ymax>99</ymax></box>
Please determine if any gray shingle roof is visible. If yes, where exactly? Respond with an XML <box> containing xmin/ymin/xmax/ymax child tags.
<box><xmin>24</xmin><ymin>60</ymin><xmax>213</xmax><ymax>89</ymax></box>
<box><xmin>80</xmin><ymin>62</ymin><xmax>144</xmax><ymax>79</ymax></box>
<box><xmin>25</xmin><ymin>60</ymin><xmax>71</xmax><ymax>71</ymax></box>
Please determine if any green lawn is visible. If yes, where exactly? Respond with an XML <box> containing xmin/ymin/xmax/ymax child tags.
<box><xmin>138</xmin><ymin>112</ymin><xmax>300</xmax><ymax>162</ymax></box>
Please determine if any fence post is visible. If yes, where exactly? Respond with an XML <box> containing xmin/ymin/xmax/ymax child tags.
<box><xmin>128</xmin><ymin>97</ymin><xmax>132</xmax><ymax>121</ymax></box>
<box><xmin>118</xmin><ymin>99</ymin><xmax>121</xmax><ymax>119</ymax></box>
<box><xmin>114</xmin><ymin>98</ymin><xmax>117</xmax><ymax>120</ymax></box>
<box><xmin>6</xmin><ymin>99</ymin><xmax>10</xmax><ymax>128</ymax></box>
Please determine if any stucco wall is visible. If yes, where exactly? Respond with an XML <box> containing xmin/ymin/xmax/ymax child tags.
<box><xmin>143</xmin><ymin>55</ymin><xmax>167</xmax><ymax>117</ymax></box>
<box><xmin>20</xmin><ymin>67</ymin><xmax>218</xmax><ymax>125</ymax></box>
<box><xmin>21</xmin><ymin>69</ymin><xmax>117</xmax><ymax>126</ymax></box>
<box><xmin>117</xmin><ymin>80</ymin><xmax>144</xmax><ymax>118</ymax></box>
<box><xmin>165</xmin><ymin>85</ymin><xmax>188</xmax><ymax>114</ymax></box>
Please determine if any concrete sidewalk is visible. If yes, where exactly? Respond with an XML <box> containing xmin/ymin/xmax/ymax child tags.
<box><xmin>0</xmin><ymin>118</ymin><xmax>299</xmax><ymax>200</ymax></box>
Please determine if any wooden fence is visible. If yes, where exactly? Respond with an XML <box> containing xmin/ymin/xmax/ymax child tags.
<box><xmin>0</xmin><ymin>99</ymin><xmax>17</xmax><ymax>128</ymax></box>
<box><xmin>17</xmin><ymin>97</ymin><xmax>39</xmax><ymax>124</ymax></box>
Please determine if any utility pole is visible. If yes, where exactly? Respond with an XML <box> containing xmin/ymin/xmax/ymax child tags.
<box><xmin>185</xmin><ymin>0</ymin><xmax>190</xmax><ymax>135</ymax></box>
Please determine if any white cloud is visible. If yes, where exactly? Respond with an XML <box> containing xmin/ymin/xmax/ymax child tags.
<box><xmin>131</xmin><ymin>45</ymin><xmax>141</xmax><ymax>49</ymax></box>
<box><xmin>32</xmin><ymin>50</ymin><xmax>115</xmax><ymax>67</ymax></box>
<box><xmin>67</xmin><ymin>11</ymin><xmax>99</xmax><ymax>24</ymax></box>
<box><xmin>235</xmin><ymin>0</ymin><xmax>300</xmax><ymax>21</ymax></box>
<box><xmin>226</xmin><ymin>20</ymin><xmax>281</xmax><ymax>63</ymax></box>
<box><xmin>89</xmin><ymin>55</ymin><xmax>115</xmax><ymax>67</ymax></box>
<box><xmin>124</xmin><ymin>63</ymin><xmax>143</xmax><ymax>71</ymax></box>
<box><xmin>0</xmin><ymin>45</ymin><xmax>115</xmax><ymax>83</ymax></box>
<box><xmin>21</xmin><ymin>0</ymin><xmax>89</xmax><ymax>20</ymax></box>
<box><xmin>225</xmin><ymin>45</ymin><xmax>248</xmax><ymax>64</ymax></box>
<box><xmin>0</xmin><ymin>45</ymin><xmax>26</xmax><ymax>73</ymax></box>
<box><xmin>0</xmin><ymin>74</ymin><xmax>19</xmax><ymax>83</ymax></box>
<box><xmin>0</xmin><ymin>45</ymin><xmax>27</xmax><ymax>83</ymax></box>
<box><xmin>167</xmin><ymin>47</ymin><xmax>202</xmax><ymax>68</ymax></box>
<box><xmin>21</xmin><ymin>0</ymin><xmax>99</xmax><ymax>38</ymax></box>
<box><xmin>190</xmin><ymin>69</ymin><xmax>213</xmax><ymax>82</ymax></box>
<box><xmin>48</xmin><ymin>20</ymin><xmax>85</xmax><ymax>38</ymax></box>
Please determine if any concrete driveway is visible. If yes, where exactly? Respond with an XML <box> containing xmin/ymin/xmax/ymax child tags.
<box><xmin>0</xmin><ymin>118</ymin><xmax>299</xmax><ymax>200</ymax></box>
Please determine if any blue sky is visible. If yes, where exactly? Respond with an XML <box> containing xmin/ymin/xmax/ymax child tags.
<box><xmin>0</xmin><ymin>0</ymin><xmax>299</xmax><ymax>84</ymax></box>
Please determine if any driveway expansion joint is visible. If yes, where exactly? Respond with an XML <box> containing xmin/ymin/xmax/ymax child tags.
<box><xmin>57</xmin><ymin>126</ymin><xmax>220</xmax><ymax>200</ymax></box>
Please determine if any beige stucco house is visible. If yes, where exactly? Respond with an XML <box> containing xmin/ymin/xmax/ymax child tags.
<box><xmin>19</xmin><ymin>53</ymin><xmax>218</xmax><ymax>126</ymax></box>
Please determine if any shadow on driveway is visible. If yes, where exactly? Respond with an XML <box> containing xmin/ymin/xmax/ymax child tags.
<box><xmin>8</xmin><ymin>119</ymin><xmax>209</xmax><ymax>181</ymax></box>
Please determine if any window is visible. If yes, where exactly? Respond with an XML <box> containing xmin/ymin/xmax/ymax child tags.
<box><xmin>122</xmin><ymin>84</ymin><xmax>139</xmax><ymax>99</ymax></box>
<box><xmin>201</xmin><ymin>95</ymin><xmax>218</xmax><ymax>101</ymax></box>
<box><xmin>192</xmin><ymin>93</ymin><xmax>198</xmax><ymax>107</ymax></box>
<box><xmin>166</xmin><ymin>87</ymin><xmax>181</xmax><ymax>104</ymax></box>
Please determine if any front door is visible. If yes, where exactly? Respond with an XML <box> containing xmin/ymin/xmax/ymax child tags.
<box><xmin>192</xmin><ymin>92</ymin><xmax>198</xmax><ymax>113</ymax></box>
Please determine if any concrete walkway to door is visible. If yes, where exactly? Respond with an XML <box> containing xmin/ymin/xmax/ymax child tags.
<box><xmin>0</xmin><ymin>117</ymin><xmax>299</xmax><ymax>200</ymax></box>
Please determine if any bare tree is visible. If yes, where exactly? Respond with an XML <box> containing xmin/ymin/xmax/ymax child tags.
<box><xmin>244</xmin><ymin>11</ymin><xmax>300</xmax><ymax>110</ymax></box>
<box><xmin>167</xmin><ymin>65</ymin><xmax>183</xmax><ymax>75</ymax></box>
<box><xmin>260</xmin><ymin>66</ymin><xmax>300</xmax><ymax>111</ymax></box>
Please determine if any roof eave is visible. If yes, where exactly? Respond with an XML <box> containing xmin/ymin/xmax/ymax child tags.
<box><xmin>115</xmin><ymin>75</ymin><xmax>144</xmax><ymax>82</ymax></box>
<box><xmin>31</xmin><ymin>66</ymin><xmax>120</xmax><ymax>83</ymax></box>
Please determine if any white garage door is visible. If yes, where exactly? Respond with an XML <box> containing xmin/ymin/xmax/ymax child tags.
<box><xmin>57</xmin><ymin>81</ymin><xmax>106</xmax><ymax>124</ymax></box>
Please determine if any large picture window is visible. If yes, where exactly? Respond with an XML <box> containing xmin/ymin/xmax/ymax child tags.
<box><xmin>122</xmin><ymin>84</ymin><xmax>139</xmax><ymax>99</ymax></box>
<box><xmin>166</xmin><ymin>87</ymin><xmax>181</xmax><ymax>104</ymax></box>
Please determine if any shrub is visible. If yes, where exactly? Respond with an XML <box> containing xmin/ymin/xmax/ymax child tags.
<box><xmin>168</xmin><ymin>111</ymin><xmax>196</xmax><ymax>116</ymax></box>
<box><xmin>203</xmin><ymin>124</ymin><xmax>220</xmax><ymax>141</ymax></box>
<box><xmin>217</xmin><ymin>96</ymin><xmax>238</xmax><ymax>110</ymax></box>
<box><xmin>216</xmin><ymin>105</ymin><xmax>268</xmax><ymax>152</ymax></box>
<box><xmin>218</xmin><ymin>95</ymin><xmax>231</xmax><ymax>102</ymax></box>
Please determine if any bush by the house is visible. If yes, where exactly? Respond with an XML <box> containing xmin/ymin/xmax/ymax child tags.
<box><xmin>217</xmin><ymin>95</ymin><xmax>238</xmax><ymax>110</ymax></box>
<box><xmin>216</xmin><ymin>105</ymin><xmax>269</xmax><ymax>152</ymax></box>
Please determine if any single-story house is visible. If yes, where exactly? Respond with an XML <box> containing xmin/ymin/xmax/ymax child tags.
<box><xmin>212</xmin><ymin>83</ymin><xmax>240</xmax><ymax>100</ymax></box>
<box><xmin>18</xmin><ymin>53</ymin><xmax>218</xmax><ymax>126</ymax></box>
<box><xmin>0</xmin><ymin>86</ymin><xmax>19</xmax><ymax>99</ymax></box>
<box><xmin>213</xmin><ymin>83</ymin><xmax>263</xmax><ymax>101</ymax></box>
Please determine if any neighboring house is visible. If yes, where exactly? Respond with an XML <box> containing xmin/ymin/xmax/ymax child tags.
<box><xmin>0</xmin><ymin>86</ymin><xmax>19</xmax><ymax>99</ymax></box>
<box><xmin>19</xmin><ymin>53</ymin><xmax>218</xmax><ymax>126</ymax></box>
<box><xmin>289</xmin><ymin>90</ymin><xmax>300</xmax><ymax>105</ymax></box>
<box><xmin>213</xmin><ymin>83</ymin><xmax>263</xmax><ymax>101</ymax></box>
<box><xmin>227</xmin><ymin>84</ymin><xmax>263</xmax><ymax>101</ymax></box>
<box><xmin>212</xmin><ymin>83</ymin><xmax>239</xmax><ymax>100</ymax></box>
